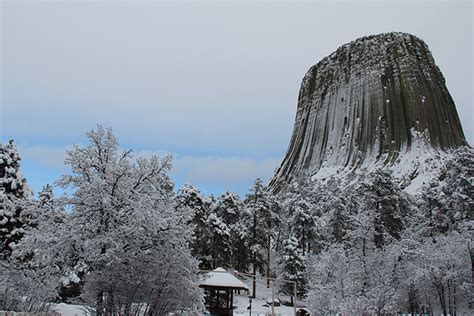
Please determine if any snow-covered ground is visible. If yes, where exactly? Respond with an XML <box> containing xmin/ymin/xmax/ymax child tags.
<box><xmin>52</xmin><ymin>303</ymin><xmax>89</xmax><ymax>316</ymax></box>
<box><xmin>50</xmin><ymin>278</ymin><xmax>305</xmax><ymax>316</ymax></box>
<box><xmin>234</xmin><ymin>295</ymin><xmax>300</xmax><ymax>316</ymax></box>
<box><xmin>233</xmin><ymin>277</ymin><xmax>305</xmax><ymax>316</ymax></box>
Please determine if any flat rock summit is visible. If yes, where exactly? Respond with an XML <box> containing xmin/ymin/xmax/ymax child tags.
<box><xmin>270</xmin><ymin>32</ymin><xmax>467</xmax><ymax>193</ymax></box>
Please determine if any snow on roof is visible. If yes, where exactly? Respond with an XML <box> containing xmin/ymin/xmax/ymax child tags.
<box><xmin>200</xmin><ymin>267</ymin><xmax>249</xmax><ymax>290</ymax></box>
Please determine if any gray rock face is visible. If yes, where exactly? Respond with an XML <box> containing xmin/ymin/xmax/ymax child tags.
<box><xmin>269</xmin><ymin>32</ymin><xmax>467</xmax><ymax>193</ymax></box>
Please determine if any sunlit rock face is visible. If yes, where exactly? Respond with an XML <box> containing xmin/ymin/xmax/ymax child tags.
<box><xmin>269</xmin><ymin>32</ymin><xmax>467</xmax><ymax>193</ymax></box>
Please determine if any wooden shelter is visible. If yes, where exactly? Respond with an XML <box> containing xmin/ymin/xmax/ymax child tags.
<box><xmin>199</xmin><ymin>267</ymin><xmax>249</xmax><ymax>316</ymax></box>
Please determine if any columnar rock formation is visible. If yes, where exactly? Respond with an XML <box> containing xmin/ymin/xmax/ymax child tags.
<box><xmin>269</xmin><ymin>32</ymin><xmax>467</xmax><ymax>193</ymax></box>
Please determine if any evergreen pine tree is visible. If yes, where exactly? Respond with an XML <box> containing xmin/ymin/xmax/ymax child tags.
<box><xmin>280</xmin><ymin>235</ymin><xmax>307</xmax><ymax>299</ymax></box>
<box><xmin>206</xmin><ymin>208</ymin><xmax>231</xmax><ymax>269</ymax></box>
<box><xmin>244</xmin><ymin>178</ymin><xmax>280</xmax><ymax>296</ymax></box>
<box><xmin>176</xmin><ymin>184</ymin><xmax>213</xmax><ymax>269</ymax></box>
<box><xmin>0</xmin><ymin>140</ymin><xmax>30</xmax><ymax>257</ymax></box>
<box><xmin>216</xmin><ymin>191</ymin><xmax>249</xmax><ymax>271</ymax></box>
<box><xmin>38</xmin><ymin>184</ymin><xmax>53</xmax><ymax>206</ymax></box>
<box><xmin>356</xmin><ymin>169</ymin><xmax>408</xmax><ymax>247</ymax></box>
<box><xmin>282</xmin><ymin>179</ymin><xmax>317</xmax><ymax>255</ymax></box>
<box><xmin>314</xmin><ymin>178</ymin><xmax>354</xmax><ymax>248</ymax></box>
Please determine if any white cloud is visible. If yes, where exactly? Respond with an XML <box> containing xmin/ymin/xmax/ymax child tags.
<box><xmin>15</xmin><ymin>144</ymin><xmax>281</xmax><ymax>194</ymax></box>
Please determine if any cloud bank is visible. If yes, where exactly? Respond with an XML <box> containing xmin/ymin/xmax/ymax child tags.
<box><xmin>16</xmin><ymin>144</ymin><xmax>280</xmax><ymax>196</ymax></box>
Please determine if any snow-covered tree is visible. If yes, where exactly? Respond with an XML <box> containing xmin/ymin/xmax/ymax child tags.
<box><xmin>306</xmin><ymin>244</ymin><xmax>349</xmax><ymax>315</ymax></box>
<box><xmin>216</xmin><ymin>191</ymin><xmax>242</xmax><ymax>224</ymax></box>
<box><xmin>0</xmin><ymin>263</ymin><xmax>59</xmax><ymax>312</ymax></box>
<box><xmin>176</xmin><ymin>187</ymin><xmax>246</xmax><ymax>271</ymax></box>
<box><xmin>390</xmin><ymin>222</ymin><xmax>472</xmax><ymax>315</ymax></box>
<box><xmin>24</xmin><ymin>184</ymin><xmax>66</xmax><ymax>230</ymax></box>
<box><xmin>243</xmin><ymin>178</ymin><xmax>280</xmax><ymax>295</ymax></box>
<box><xmin>57</xmin><ymin>126</ymin><xmax>203</xmax><ymax>315</ymax></box>
<box><xmin>176</xmin><ymin>184</ymin><xmax>214</xmax><ymax>269</ymax></box>
<box><xmin>308</xmin><ymin>210</ymin><xmax>402</xmax><ymax>315</ymax></box>
<box><xmin>313</xmin><ymin>178</ymin><xmax>354</xmax><ymax>248</ymax></box>
<box><xmin>281</xmin><ymin>179</ymin><xmax>317</xmax><ymax>255</ymax></box>
<box><xmin>305</xmin><ymin>164</ymin><xmax>473</xmax><ymax>315</ymax></box>
<box><xmin>355</xmin><ymin>169</ymin><xmax>409</xmax><ymax>247</ymax></box>
<box><xmin>411</xmin><ymin>231</ymin><xmax>472</xmax><ymax>315</ymax></box>
<box><xmin>0</xmin><ymin>140</ymin><xmax>31</xmax><ymax>257</ymax></box>
<box><xmin>0</xmin><ymin>140</ymin><xmax>29</xmax><ymax>198</ymax></box>
<box><xmin>0</xmin><ymin>165</ymin><xmax>65</xmax><ymax>312</ymax></box>
<box><xmin>22</xmin><ymin>184</ymin><xmax>78</xmax><ymax>301</ymax></box>
<box><xmin>421</xmin><ymin>146</ymin><xmax>473</xmax><ymax>234</ymax></box>
<box><xmin>176</xmin><ymin>184</ymin><xmax>208</xmax><ymax>224</ymax></box>
<box><xmin>279</xmin><ymin>235</ymin><xmax>307</xmax><ymax>299</ymax></box>
<box><xmin>215</xmin><ymin>191</ymin><xmax>249</xmax><ymax>271</ymax></box>
<box><xmin>206</xmin><ymin>209</ymin><xmax>231</xmax><ymax>269</ymax></box>
<box><xmin>38</xmin><ymin>184</ymin><xmax>53</xmax><ymax>205</ymax></box>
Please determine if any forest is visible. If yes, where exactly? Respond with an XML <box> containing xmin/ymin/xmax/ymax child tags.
<box><xmin>1</xmin><ymin>126</ymin><xmax>473</xmax><ymax>315</ymax></box>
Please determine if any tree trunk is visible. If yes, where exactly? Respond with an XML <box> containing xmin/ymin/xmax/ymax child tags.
<box><xmin>436</xmin><ymin>283</ymin><xmax>447</xmax><ymax>316</ymax></box>
<box><xmin>470</xmin><ymin>240</ymin><xmax>474</xmax><ymax>284</ymax></box>
<box><xmin>266</xmin><ymin>236</ymin><xmax>271</xmax><ymax>288</ymax></box>
<box><xmin>453</xmin><ymin>282</ymin><xmax>457</xmax><ymax>316</ymax></box>
<box><xmin>212</xmin><ymin>236</ymin><xmax>216</xmax><ymax>269</ymax></box>
<box><xmin>105</xmin><ymin>290</ymin><xmax>114</xmax><ymax>315</ymax></box>
<box><xmin>252</xmin><ymin>259</ymin><xmax>257</xmax><ymax>298</ymax></box>
<box><xmin>301</xmin><ymin>228</ymin><xmax>306</xmax><ymax>256</ymax></box>
<box><xmin>408</xmin><ymin>287</ymin><xmax>417</xmax><ymax>316</ymax></box>
<box><xmin>96</xmin><ymin>290</ymin><xmax>104</xmax><ymax>316</ymax></box>
<box><xmin>252</xmin><ymin>205</ymin><xmax>257</xmax><ymax>298</ymax></box>
<box><xmin>447</xmin><ymin>279</ymin><xmax>452</xmax><ymax>316</ymax></box>
<box><xmin>361</xmin><ymin>234</ymin><xmax>368</xmax><ymax>292</ymax></box>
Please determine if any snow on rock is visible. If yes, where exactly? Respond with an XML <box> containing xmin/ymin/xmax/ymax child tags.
<box><xmin>269</xmin><ymin>32</ymin><xmax>467</xmax><ymax>193</ymax></box>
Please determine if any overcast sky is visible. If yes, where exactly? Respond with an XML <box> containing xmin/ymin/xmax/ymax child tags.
<box><xmin>1</xmin><ymin>0</ymin><xmax>473</xmax><ymax>197</ymax></box>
